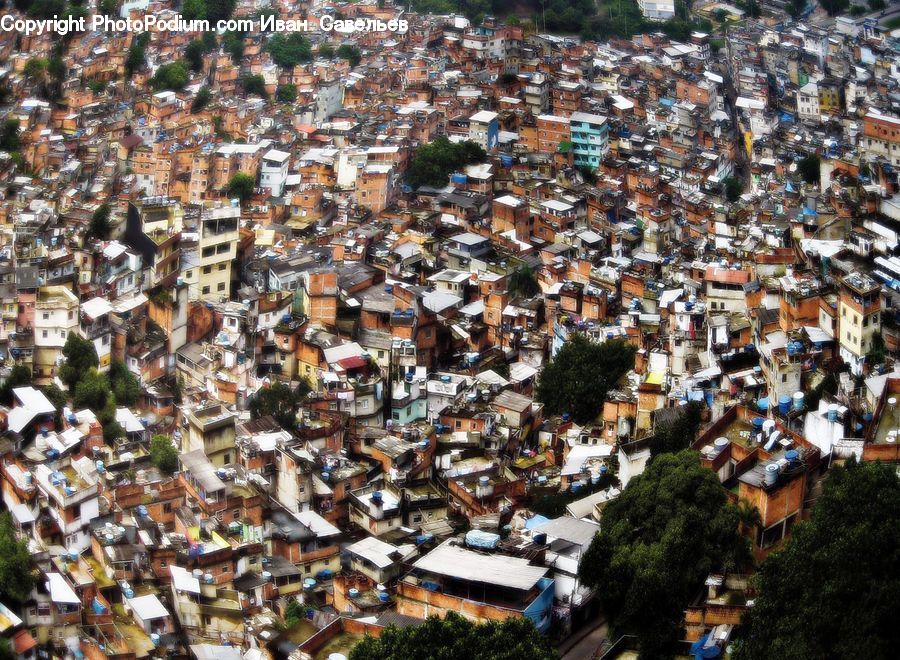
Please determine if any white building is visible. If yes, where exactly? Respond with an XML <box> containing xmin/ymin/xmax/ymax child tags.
<box><xmin>260</xmin><ymin>149</ymin><xmax>290</xmax><ymax>197</ymax></box>
<box><xmin>639</xmin><ymin>0</ymin><xmax>676</xmax><ymax>20</ymax></box>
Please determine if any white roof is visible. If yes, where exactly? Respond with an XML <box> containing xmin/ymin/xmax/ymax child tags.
<box><xmin>346</xmin><ymin>536</ymin><xmax>400</xmax><ymax>569</ymax></box>
<box><xmin>294</xmin><ymin>509</ymin><xmax>340</xmax><ymax>538</ymax></box>
<box><xmin>115</xmin><ymin>408</ymin><xmax>144</xmax><ymax>434</ymax></box>
<box><xmin>470</xmin><ymin>110</ymin><xmax>498</xmax><ymax>123</ymax></box>
<box><xmin>570</xmin><ymin>111</ymin><xmax>607</xmax><ymax>125</ymax></box>
<box><xmin>81</xmin><ymin>297</ymin><xmax>113</xmax><ymax>320</ymax></box>
<box><xmin>127</xmin><ymin>594</ymin><xmax>169</xmax><ymax>621</ymax></box>
<box><xmin>47</xmin><ymin>573</ymin><xmax>80</xmax><ymax>604</ymax></box>
<box><xmin>495</xmin><ymin>194</ymin><xmax>523</xmax><ymax>207</ymax></box>
<box><xmin>322</xmin><ymin>341</ymin><xmax>365</xmax><ymax>365</ymax></box>
<box><xmin>541</xmin><ymin>199</ymin><xmax>574</xmax><ymax>213</ymax></box>
<box><xmin>562</xmin><ymin>444</ymin><xmax>614</xmax><ymax>476</ymax></box>
<box><xmin>190</xmin><ymin>645</ymin><xmax>244</xmax><ymax>660</ymax></box>
<box><xmin>412</xmin><ymin>541</ymin><xmax>548</xmax><ymax>591</ymax></box>
<box><xmin>263</xmin><ymin>149</ymin><xmax>290</xmax><ymax>163</ymax></box>
<box><xmin>171</xmin><ymin>566</ymin><xmax>201</xmax><ymax>594</ymax></box>
<box><xmin>735</xmin><ymin>97</ymin><xmax>765</xmax><ymax>111</ymax></box>
<box><xmin>14</xmin><ymin>387</ymin><xmax>56</xmax><ymax>415</ymax></box>
<box><xmin>509</xmin><ymin>362</ymin><xmax>538</xmax><ymax>383</ymax></box>
<box><xmin>453</xmin><ymin>232</ymin><xmax>488</xmax><ymax>246</ymax></box>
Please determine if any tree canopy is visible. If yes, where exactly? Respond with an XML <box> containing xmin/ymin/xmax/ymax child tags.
<box><xmin>0</xmin><ymin>118</ymin><xmax>20</xmax><ymax>152</ymax></box>
<box><xmin>648</xmin><ymin>401</ymin><xmax>704</xmax><ymax>457</ymax></box>
<box><xmin>336</xmin><ymin>44</ymin><xmax>362</xmax><ymax>67</ymax></box>
<box><xmin>191</xmin><ymin>86</ymin><xmax>212</xmax><ymax>114</ymax></box>
<box><xmin>185</xmin><ymin>39</ymin><xmax>206</xmax><ymax>72</ymax></box>
<box><xmin>227</xmin><ymin>172</ymin><xmax>255</xmax><ymax>202</ymax></box>
<box><xmin>797</xmin><ymin>154</ymin><xmax>821</xmax><ymax>186</ymax></box>
<box><xmin>248</xmin><ymin>380</ymin><xmax>312</xmax><ymax>432</ymax></box>
<box><xmin>736</xmin><ymin>459</ymin><xmax>900</xmax><ymax>660</ymax></box>
<box><xmin>109</xmin><ymin>360</ymin><xmax>141</xmax><ymax>407</ymax></box>
<box><xmin>150</xmin><ymin>61</ymin><xmax>189</xmax><ymax>91</ymax></box>
<box><xmin>407</xmin><ymin>136</ymin><xmax>486</xmax><ymax>188</ymax></box>
<box><xmin>0</xmin><ymin>364</ymin><xmax>32</xmax><ymax>406</ymax></box>
<box><xmin>507</xmin><ymin>266</ymin><xmax>541</xmax><ymax>299</ymax></box>
<box><xmin>242</xmin><ymin>74</ymin><xmax>268</xmax><ymax>99</ymax></box>
<box><xmin>150</xmin><ymin>435</ymin><xmax>179</xmax><ymax>475</ymax></box>
<box><xmin>723</xmin><ymin>176</ymin><xmax>744</xmax><ymax>202</ymax></box>
<box><xmin>349</xmin><ymin>611</ymin><xmax>557</xmax><ymax>660</ymax></box>
<box><xmin>579</xmin><ymin>450</ymin><xmax>747</xmax><ymax>657</ymax></box>
<box><xmin>59</xmin><ymin>332</ymin><xmax>99</xmax><ymax>393</ymax></box>
<box><xmin>266</xmin><ymin>33</ymin><xmax>313</xmax><ymax>68</ymax></box>
<box><xmin>88</xmin><ymin>203</ymin><xmax>112</xmax><ymax>240</ymax></box>
<box><xmin>73</xmin><ymin>368</ymin><xmax>111</xmax><ymax>411</ymax></box>
<box><xmin>0</xmin><ymin>512</ymin><xmax>35</xmax><ymax>602</ymax></box>
<box><xmin>535</xmin><ymin>334</ymin><xmax>635</xmax><ymax>424</ymax></box>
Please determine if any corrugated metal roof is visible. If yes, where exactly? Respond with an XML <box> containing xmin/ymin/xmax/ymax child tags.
<box><xmin>412</xmin><ymin>542</ymin><xmax>547</xmax><ymax>591</ymax></box>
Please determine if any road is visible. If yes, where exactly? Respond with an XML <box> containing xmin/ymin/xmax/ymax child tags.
<box><xmin>559</xmin><ymin>617</ymin><xmax>610</xmax><ymax>660</ymax></box>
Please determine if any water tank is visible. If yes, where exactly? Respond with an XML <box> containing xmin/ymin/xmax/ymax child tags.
<box><xmin>23</xmin><ymin>471</ymin><xmax>33</xmax><ymax>486</ymax></box>
<box><xmin>476</xmin><ymin>475</ymin><xmax>494</xmax><ymax>498</ymax></box>
<box><xmin>764</xmin><ymin>463</ymin><xmax>780</xmax><ymax>487</ymax></box>
<box><xmin>562</xmin><ymin>413</ymin><xmax>571</xmax><ymax>422</ymax></box>
<box><xmin>752</xmin><ymin>417</ymin><xmax>764</xmax><ymax>431</ymax></box>
<box><xmin>500</xmin><ymin>154</ymin><xmax>514</xmax><ymax>167</ymax></box>
<box><xmin>95</xmin><ymin>461</ymin><xmax>105</xmax><ymax>474</ymax></box>
<box><xmin>192</xmin><ymin>569</ymin><xmax>204</xmax><ymax>579</ymax></box>
<box><xmin>778</xmin><ymin>395</ymin><xmax>791</xmax><ymax>415</ymax></box>
<box><xmin>204</xmin><ymin>573</ymin><xmax>214</xmax><ymax>584</ymax></box>
<box><xmin>384</xmin><ymin>284</ymin><xmax>393</xmax><ymax>293</ymax></box>
<box><xmin>137</xmin><ymin>505</ymin><xmax>148</xmax><ymax>517</ymax></box>
<box><xmin>792</xmin><ymin>391</ymin><xmax>805</xmax><ymax>411</ymax></box>
<box><xmin>827</xmin><ymin>404</ymin><xmax>839</xmax><ymax>422</ymax></box>
<box><xmin>371</xmin><ymin>491</ymin><xmax>383</xmax><ymax>504</ymax></box>
<box><xmin>348</xmin><ymin>588</ymin><xmax>359</xmax><ymax>598</ymax></box>
<box><xmin>785</xmin><ymin>449</ymin><xmax>800</xmax><ymax>464</ymax></box>
<box><xmin>599</xmin><ymin>464</ymin><xmax>608</xmax><ymax>474</ymax></box>
<box><xmin>533</xmin><ymin>532</ymin><xmax>547</xmax><ymax>545</ymax></box>
<box><xmin>590</xmin><ymin>472</ymin><xmax>600</xmax><ymax>485</ymax></box>
<box><xmin>762</xmin><ymin>419</ymin><xmax>776</xmax><ymax>437</ymax></box>
<box><xmin>714</xmin><ymin>437</ymin><xmax>729</xmax><ymax>454</ymax></box>
<box><xmin>150</xmin><ymin>634</ymin><xmax>160</xmax><ymax>647</ymax></box>
<box><xmin>378</xmin><ymin>591</ymin><xmax>390</xmax><ymax>602</ymax></box>
<box><xmin>69</xmin><ymin>549</ymin><xmax>79</xmax><ymax>562</ymax></box>
<box><xmin>262</xmin><ymin>571</ymin><xmax>272</xmax><ymax>580</ymax></box>
<box><xmin>450</xmin><ymin>173</ymin><xmax>467</xmax><ymax>184</ymax></box>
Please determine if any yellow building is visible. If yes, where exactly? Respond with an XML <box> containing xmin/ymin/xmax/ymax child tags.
<box><xmin>197</xmin><ymin>203</ymin><xmax>239</xmax><ymax>301</ymax></box>
<box><xmin>838</xmin><ymin>273</ymin><xmax>881</xmax><ymax>377</ymax></box>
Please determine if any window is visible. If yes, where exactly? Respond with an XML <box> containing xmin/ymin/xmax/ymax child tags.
<box><xmin>202</xmin><ymin>247</ymin><xmax>215</xmax><ymax>258</ymax></box>
<box><xmin>216</xmin><ymin>243</ymin><xmax>229</xmax><ymax>254</ymax></box>
<box><xmin>185</xmin><ymin>270</ymin><xmax>193</xmax><ymax>278</ymax></box>
<box><xmin>42</xmin><ymin>330</ymin><xmax>47</xmax><ymax>338</ymax></box>
<box><xmin>202</xmin><ymin>286</ymin><xmax>210</xmax><ymax>295</ymax></box>
<box><xmin>202</xmin><ymin>266</ymin><xmax>212</xmax><ymax>275</ymax></box>
<box><xmin>219</xmin><ymin>263</ymin><xmax>227</xmax><ymax>271</ymax></box>
<box><xmin>233</xmin><ymin>508</ymin><xmax>240</xmax><ymax>518</ymax></box>
<box><xmin>217</xmin><ymin>282</ymin><xmax>226</xmax><ymax>292</ymax></box>
<box><xmin>42</xmin><ymin>312</ymin><xmax>49</xmax><ymax>320</ymax></box>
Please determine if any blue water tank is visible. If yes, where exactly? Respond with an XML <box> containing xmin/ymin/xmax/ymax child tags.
<box><xmin>778</xmin><ymin>395</ymin><xmax>791</xmax><ymax>415</ymax></box>
<box><xmin>378</xmin><ymin>591</ymin><xmax>390</xmax><ymax>602</ymax></box>
<box><xmin>451</xmin><ymin>173</ymin><xmax>467</xmax><ymax>184</ymax></box>
<box><xmin>752</xmin><ymin>417</ymin><xmax>765</xmax><ymax>431</ymax></box>
<box><xmin>533</xmin><ymin>532</ymin><xmax>547</xmax><ymax>545</ymax></box>
<box><xmin>371</xmin><ymin>491</ymin><xmax>383</xmax><ymax>504</ymax></box>
<box><xmin>500</xmin><ymin>154</ymin><xmax>514</xmax><ymax>167</ymax></box>
<box><xmin>785</xmin><ymin>449</ymin><xmax>799</xmax><ymax>462</ymax></box>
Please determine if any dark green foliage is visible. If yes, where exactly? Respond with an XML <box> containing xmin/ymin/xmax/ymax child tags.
<box><xmin>99</xmin><ymin>0</ymin><xmax>118</xmax><ymax>16</ymax></box>
<box><xmin>191</xmin><ymin>86</ymin><xmax>212</xmax><ymax>114</ymax></box>
<box><xmin>109</xmin><ymin>361</ymin><xmax>141</xmax><ymax>407</ymax></box>
<box><xmin>535</xmin><ymin>334</ymin><xmax>635</xmax><ymax>424</ymax></box>
<box><xmin>867</xmin><ymin>331</ymin><xmax>886</xmax><ymax>366</ymax></box>
<box><xmin>222</xmin><ymin>30</ymin><xmax>245</xmax><ymax>62</ymax></box>
<box><xmin>227</xmin><ymin>172</ymin><xmax>255</xmax><ymax>202</ymax></box>
<box><xmin>150</xmin><ymin>434</ymin><xmax>179</xmax><ymax>475</ymax></box>
<box><xmin>318</xmin><ymin>43</ymin><xmax>335</xmax><ymax>59</ymax></box>
<box><xmin>648</xmin><ymin>401</ymin><xmax>704</xmax><ymax>457</ymax></box>
<box><xmin>0</xmin><ymin>637</ymin><xmax>14</xmax><ymax>660</ymax></box>
<box><xmin>23</xmin><ymin>58</ymin><xmax>47</xmax><ymax>81</ymax></box>
<box><xmin>531</xmin><ymin>470</ymin><xmax>619</xmax><ymax>517</ymax></box>
<box><xmin>819</xmin><ymin>0</ymin><xmax>849</xmax><ymax>15</ymax></box>
<box><xmin>201</xmin><ymin>30</ymin><xmax>218</xmax><ymax>52</ymax></box>
<box><xmin>723</xmin><ymin>176</ymin><xmax>744</xmax><ymax>202</ymax></box>
<box><xmin>736</xmin><ymin>460</ymin><xmax>900</xmax><ymax>660</ymax></box>
<box><xmin>87</xmin><ymin>80</ymin><xmax>106</xmax><ymax>94</ymax></box>
<box><xmin>103</xmin><ymin>420</ymin><xmax>125</xmax><ymax>443</ymax></box>
<box><xmin>868</xmin><ymin>0</ymin><xmax>885</xmax><ymax>9</ymax></box>
<box><xmin>74</xmin><ymin>368</ymin><xmax>110</xmax><ymax>411</ymax></box>
<box><xmin>349</xmin><ymin>611</ymin><xmax>557</xmax><ymax>660</ymax></box>
<box><xmin>579</xmin><ymin>450</ymin><xmax>746</xmax><ymax>657</ymax></box>
<box><xmin>248</xmin><ymin>380</ymin><xmax>312</xmax><ymax>432</ymax></box>
<box><xmin>42</xmin><ymin>384</ymin><xmax>67</xmax><ymax>430</ymax></box>
<box><xmin>797</xmin><ymin>154</ymin><xmax>821</xmax><ymax>185</ymax></box>
<box><xmin>407</xmin><ymin>136</ymin><xmax>487</xmax><ymax>188</ymax></box>
<box><xmin>59</xmin><ymin>332</ymin><xmax>99</xmax><ymax>393</ymax></box>
<box><xmin>276</xmin><ymin>84</ymin><xmax>297</xmax><ymax>103</ymax></box>
<box><xmin>126</xmin><ymin>33</ymin><xmax>150</xmax><ymax>77</ymax></box>
<box><xmin>0</xmin><ymin>365</ymin><xmax>33</xmax><ymax>406</ymax></box>
<box><xmin>88</xmin><ymin>203</ymin><xmax>112</xmax><ymax>240</ymax></box>
<box><xmin>185</xmin><ymin>39</ymin><xmax>206</xmax><ymax>72</ymax></box>
<box><xmin>0</xmin><ymin>512</ymin><xmax>35</xmax><ymax>602</ymax></box>
<box><xmin>151</xmin><ymin>61</ymin><xmax>189</xmax><ymax>91</ymax></box>
<box><xmin>507</xmin><ymin>266</ymin><xmax>540</xmax><ymax>299</ymax></box>
<box><xmin>786</xmin><ymin>0</ymin><xmax>807</xmax><ymax>17</ymax></box>
<box><xmin>336</xmin><ymin>44</ymin><xmax>362</xmax><ymax>67</ymax></box>
<box><xmin>27</xmin><ymin>0</ymin><xmax>65</xmax><ymax>19</ymax></box>
<box><xmin>0</xmin><ymin>119</ymin><xmax>19</xmax><ymax>152</ymax></box>
<box><xmin>242</xmin><ymin>74</ymin><xmax>268</xmax><ymax>99</ymax></box>
<box><xmin>181</xmin><ymin>0</ymin><xmax>206</xmax><ymax>20</ymax></box>
<box><xmin>577</xmin><ymin>165</ymin><xmax>598</xmax><ymax>184</ymax></box>
<box><xmin>267</xmin><ymin>33</ymin><xmax>313</xmax><ymax>68</ymax></box>
<box><xmin>206</xmin><ymin>0</ymin><xmax>236</xmax><ymax>22</ymax></box>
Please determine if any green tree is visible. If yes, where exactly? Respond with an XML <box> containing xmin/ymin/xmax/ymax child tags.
<box><xmin>109</xmin><ymin>360</ymin><xmax>141</xmax><ymax>406</ymax></box>
<box><xmin>579</xmin><ymin>450</ymin><xmax>747</xmax><ymax>658</ymax></box>
<box><xmin>222</xmin><ymin>30</ymin><xmax>245</xmax><ymax>62</ymax></box>
<box><xmin>59</xmin><ymin>332</ymin><xmax>99</xmax><ymax>393</ymax></box>
<box><xmin>736</xmin><ymin>460</ymin><xmax>900</xmax><ymax>660</ymax></box>
<box><xmin>88</xmin><ymin>203</ymin><xmax>112</xmax><ymax>240</ymax></box>
<box><xmin>350</xmin><ymin>611</ymin><xmax>556</xmax><ymax>660</ymax></box>
<box><xmin>0</xmin><ymin>512</ymin><xmax>35</xmax><ymax>602</ymax></box>
<box><xmin>99</xmin><ymin>0</ymin><xmax>118</xmax><ymax>16</ymax></box>
<box><xmin>797</xmin><ymin>154</ymin><xmax>821</xmax><ymax>186</ymax></box>
<box><xmin>150</xmin><ymin>61</ymin><xmax>189</xmax><ymax>91</ymax></box>
<box><xmin>867</xmin><ymin>331</ymin><xmax>886</xmax><ymax>366</ymax></box>
<box><xmin>0</xmin><ymin>119</ymin><xmax>20</xmax><ymax>152</ymax></box>
<box><xmin>648</xmin><ymin>401</ymin><xmax>704</xmax><ymax>457</ymax></box>
<box><xmin>0</xmin><ymin>364</ymin><xmax>33</xmax><ymax>406</ymax></box>
<box><xmin>73</xmin><ymin>368</ymin><xmax>111</xmax><ymax>411</ymax></box>
<box><xmin>723</xmin><ymin>176</ymin><xmax>744</xmax><ymax>202</ymax></box>
<box><xmin>535</xmin><ymin>334</ymin><xmax>635</xmax><ymax>424</ymax></box>
<box><xmin>0</xmin><ymin>637</ymin><xmax>14</xmax><ymax>660</ymax></box>
<box><xmin>185</xmin><ymin>39</ymin><xmax>206</xmax><ymax>72</ymax></box>
<box><xmin>507</xmin><ymin>266</ymin><xmax>540</xmax><ymax>299</ymax></box>
<box><xmin>266</xmin><ymin>33</ymin><xmax>313</xmax><ymax>68</ymax></box>
<box><xmin>227</xmin><ymin>172</ymin><xmax>255</xmax><ymax>202</ymax></box>
<box><xmin>126</xmin><ymin>33</ymin><xmax>149</xmax><ymax>77</ymax></box>
<box><xmin>318</xmin><ymin>43</ymin><xmax>335</xmax><ymax>59</ymax></box>
<box><xmin>191</xmin><ymin>86</ymin><xmax>212</xmax><ymax>113</ymax></box>
<box><xmin>276</xmin><ymin>84</ymin><xmax>297</xmax><ymax>103</ymax></box>
<box><xmin>408</xmin><ymin>136</ymin><xmax>487</xmax><ymax>188</ymax></box>
<box><xmin>336</xmin><ymin>44</ymin><xmax>362</xmax><ymax>67</ymax></box>
<box><xmin>818</xmin><ymin>0</ymin><xmax>849</xmax><ymax>15</ymax></box>
<box><xmin>181</xmin><ymin>0</ymin><xmax>206</xmax><ymax>20</ymax></box>
<box><xmin>248</xmin><ymin>380</ymin><xmax>311</xmax><ymax>432</ymax></box>
<box><xmin>242</xmin><ymin>74</ymin><xmax>268</xmax><ymax>99</ymax></box>
<box><xmin>42</xmin><ymin>384</ymin><xmax>67</xmax><ymax>430</ymax></box>
<box><xmin>150</xmin><ymin>434</ymin><xmax>180</xmax><ymax>475</ymax></box>
<box><xmin>206</xmin><ymin>0</ymin><xmax>236</xmax><ymax>22</ymax></box>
